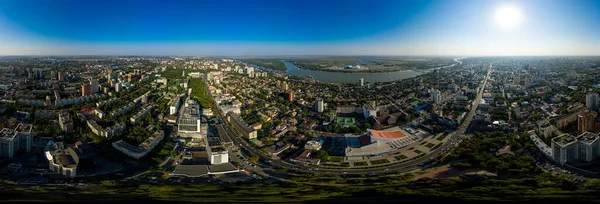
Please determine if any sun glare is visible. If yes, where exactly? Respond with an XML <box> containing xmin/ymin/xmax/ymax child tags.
<box><xmin>494</xmin><ymin>4</ymin><xmax>523</xmax><ymax>30</ymax></box>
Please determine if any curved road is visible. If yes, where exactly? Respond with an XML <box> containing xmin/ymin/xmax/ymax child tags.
<box><xmin>207</xmin><ymin>63</ymin><xmax>492</xmax><ymax>176</ymax></box>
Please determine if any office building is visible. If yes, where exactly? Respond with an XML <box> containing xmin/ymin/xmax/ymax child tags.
<box><xmin>81</xmin><ymin>83</ymin><xmax>91</xmax><ymax>96</ymax></box>
<box><xmin>551</xmin><ymin>134</ymin><xmax>578</xmax><ymax>164</ymax></box>
<box><xmin>359</xmin><ymin>78</ymin><xmax>364</xmax><ymax>86</ymax></box>
<box><xmin>314</xmin><ymin>97</ymin><xmax>324</xmax><ymax>113</ymax></box>
<box><xmin>587</xmin><ymin>93</ymin><xmax>599</xmax><ymax>111</ymax></box>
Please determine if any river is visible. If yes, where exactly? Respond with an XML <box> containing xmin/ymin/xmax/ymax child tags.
<box><xmin>242</xmin><ymin>58</ymin><xmax>463</xmax><ymax>84</ymax></box>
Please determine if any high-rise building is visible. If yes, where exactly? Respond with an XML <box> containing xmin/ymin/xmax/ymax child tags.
<box><xmin>576</xmin><ymin>132</ymin><xmax>600</xmax><ymax>162</ymax></box>
<box><xmin>431</xmin><ymin>90</ymin><xmax>441</xmax><ymax>104</ymax></box>
<box><xmin>287</xmin><ymin>91</ymin><xmax>294</xmax><ymax>102</ymax></box>
<box><xmin>315</xmin><ymin>98</ymin><xmax>324</xmax><ymax>113</ymax></box>
<box><xmin>283</xmin><ymin>82</ymin><xmax>289</xmax><ymax>91</ymax></box>
<box><xmin>115</xmin><ymin>83</ymin><xmax>122</xmax><ymax>93</ymax></box>
<box><xmin>0</xmin><ymin>124</ymin><xmax>33</xmax><ymax>158</ymax></box>
<box><xmin>359</xmin><ymin>78</ymin><xmax>364</xmax><ymax>86</ymax></box>
<box><xmin>81</xmin><ymin>83</ymin><xmax>91</xmax><ymax>96</ymax></box>
<box><xmin>586</xmin><ymin>93</ymin><xmax>599</xmax><ymax>111</ymax></box>
<box><xmin>552</xmin><ymin>134</ymin><xmax>578</xmax><ymax>164</ymax></box>
<box><xmin>57</xmin><ymin>72</ymin><xmax>64</xmax><ymax>81</ymax></box>
<box><xmin>90</xmin><ymin>79</ymin><xmax>99</xmax><ymax>94</ymax></box>
<box><xmin>578</xmin><ymin>109</ymin><xmax>597</xmax><ymax>134</ymax></box>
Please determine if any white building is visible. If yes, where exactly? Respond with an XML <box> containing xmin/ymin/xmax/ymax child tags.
<box><xmin>209</xmin><ymin>151</ymin><xmax>229</xmax><ymax>165</ymax></box>
<box><xmin>0</xmin><ymin>124</ymin><xmax>33</xmax><ymax>158</ymax></box>
<box><xmin>551</xmin><ymin>134</ymin><xmax>578</xmax><ymax>164</ymax></box>
<box><xmin>305</xmin><ymin>140</ymin><xmax>322</xmax><ymax>151</ymax></box>
<box><xmin>169</xmin><ymin>96</ymin><xmax>181</xmax><ymax>115</ymax></box>
<box><xmin>363</xmin><ymin>105</ymin><xmax>377</xmax><ymax>119</ymax></box>
<box><xmin>359</xmin><ymin>78</ymin><xmax>364</xmax><ymax>87</ymax></box>
<box><xmin>576</xmin><ymin>132</ymin><xmax>600</xmax><ymax>162</ymax></box>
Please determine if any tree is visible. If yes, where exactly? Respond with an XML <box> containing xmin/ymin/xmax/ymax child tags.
<box><xmin>314</xmin><ymin>150</ymin><xmax>330</xmax><ymax>162</ymax></box>
<box><xmin>249</xmin><ymin>156</ymin><xmax>259</xmax><ymax>164</ymax></box>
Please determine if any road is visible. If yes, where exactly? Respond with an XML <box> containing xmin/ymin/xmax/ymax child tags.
<box><xmin>205</xmin><ymin>63</ymin><xmax>492</xmax><ymax>176</ymax></box>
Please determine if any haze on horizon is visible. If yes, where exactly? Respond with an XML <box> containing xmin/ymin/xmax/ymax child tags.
<box><xmin>1</xmin><ymin>0</ymin><xmax>599</xmax><ymax>56</ymax></box>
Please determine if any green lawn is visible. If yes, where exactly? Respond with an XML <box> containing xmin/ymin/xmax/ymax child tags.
<box><xmin>395</xmin><ymin>155</ymin><xmax>408</xmax><ymax>160</ymax></box>
<box><xmin>329</xmin><ymin>156</ymin><xmax>344</xmax><ymax>163</ymax></box>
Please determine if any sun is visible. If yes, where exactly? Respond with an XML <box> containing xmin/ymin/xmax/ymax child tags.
<box><xmin>494</xmin><ymin>4</ymin><xmax>523</xmax><ymax>30</ymax></box>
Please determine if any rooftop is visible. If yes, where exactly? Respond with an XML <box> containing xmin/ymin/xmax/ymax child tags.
<box><xmin>0</xmin><ymin>128</ymin><xmax>17</xmax><ymax>140</ymax></box>
<box><xmin>553</xmin><ymin>134</ymin><xmax>577</xmax><ymax>146</ymax></box>
<box><xmin>577</xmin><ymin>132</ymin><xmax>599</xmax><ymax>145</ymax></box>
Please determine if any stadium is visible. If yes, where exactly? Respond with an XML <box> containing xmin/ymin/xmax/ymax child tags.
<box><xmin>320</xmin><ymin>125</ymin><xmax>431</xmax><ymax>157</ymax></box>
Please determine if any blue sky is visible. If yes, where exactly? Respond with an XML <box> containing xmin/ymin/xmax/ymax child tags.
<box><xmin>0</xmin><ymin>0</ymin><xmax>599</xmax><ymax>55</ymax></box>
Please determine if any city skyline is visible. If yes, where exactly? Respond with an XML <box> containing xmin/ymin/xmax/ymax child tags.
<box><xmin>1</xmin><ymin>0</ymin><xmax>600</xmax><ymax>56</ymax></box>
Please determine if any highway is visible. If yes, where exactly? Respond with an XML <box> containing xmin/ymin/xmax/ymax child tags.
<box><xmin>204</xmin><ymin>63</ymin><xmax>492</xmax><ymax>176</ymax></box>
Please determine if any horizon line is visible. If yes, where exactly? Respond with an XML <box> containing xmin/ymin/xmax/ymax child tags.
<box><xmin>2</xmin><ymin>54</ymin><xmax>600</xmax><ymax>57</ymax></box>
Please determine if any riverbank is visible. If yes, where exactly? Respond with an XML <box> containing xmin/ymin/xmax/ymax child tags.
<box><xmin>293</xmin><ymin>63</ymin><xmax>411</xmax><ymax>74</ymax></box>
<box><xmin>240</xmin><ymin>58</ymin><xmax>463</xmax><ymax>84</ymax></box>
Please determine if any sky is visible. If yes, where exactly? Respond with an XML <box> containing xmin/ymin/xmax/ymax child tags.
<box><xmin>0</xmin><ymin>0</ymin><xmax>599</xmax><ymax>56</ymax></box>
